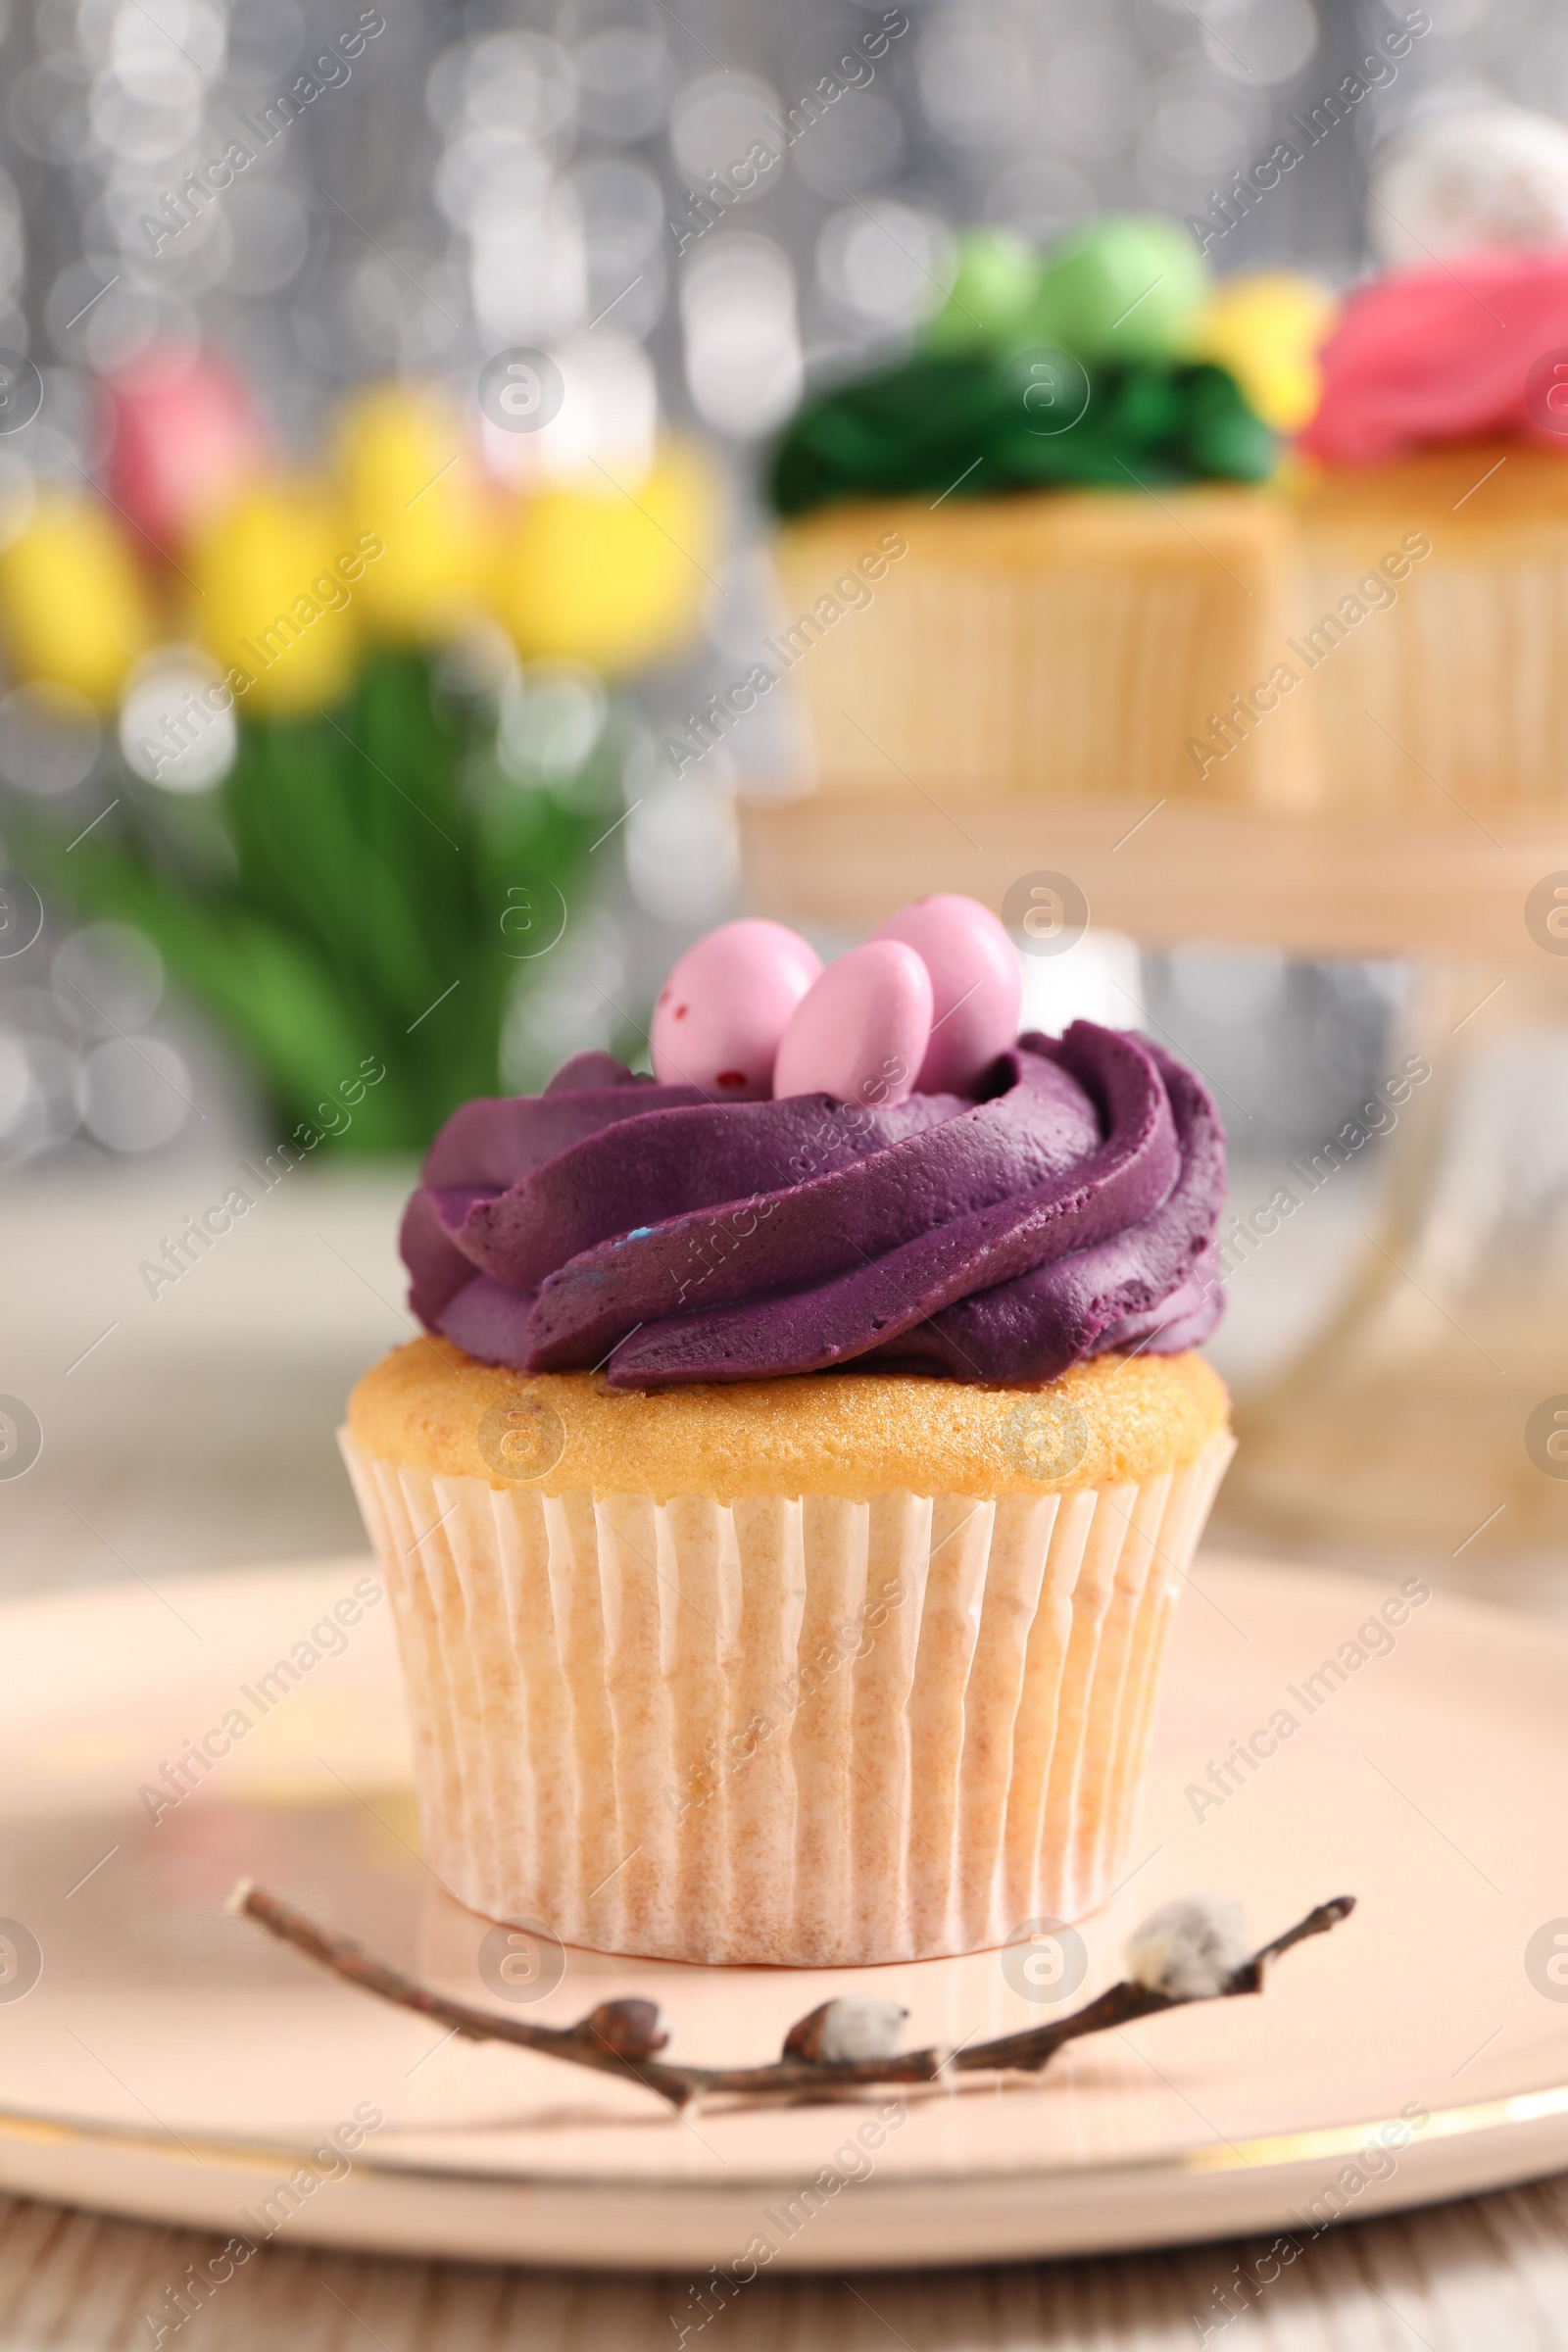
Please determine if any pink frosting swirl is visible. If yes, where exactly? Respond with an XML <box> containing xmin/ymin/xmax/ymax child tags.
<box><xmin>1300</xmin><ymin>247</ymin><xmax>1568</xmax><ymax>467</ymax></box>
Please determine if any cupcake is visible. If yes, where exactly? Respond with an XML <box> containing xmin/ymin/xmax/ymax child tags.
<box><xmin>343</xmin><ymin>898</ymin><xmax>1233</xmax><ymax>1965</ymax></box>
<box><xmin>1293</xmin><ymin>109</ymin><xmax>1568</xmax><ymax>810</ymax></box>
<box><xmin>765</xmin><ymin>217</ymin><xmax>1313</xmax><ymax>815</ymax></box>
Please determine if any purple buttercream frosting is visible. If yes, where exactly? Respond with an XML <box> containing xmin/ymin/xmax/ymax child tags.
<box><xmin>401</xmin><ymin>1024</ymin><xmax>1225</xmax><ymax>1388</ymax></box>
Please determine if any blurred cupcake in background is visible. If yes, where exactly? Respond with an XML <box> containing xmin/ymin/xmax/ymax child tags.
<box><xmin>767</xmin><ymin>214</ymin><xmax>1313</xmax><ymax>817</ymax></box>
<box><xmin>1294</xmin><ymin>105</ymin><xmax>1568</xmax><ymax>812</ymax></box>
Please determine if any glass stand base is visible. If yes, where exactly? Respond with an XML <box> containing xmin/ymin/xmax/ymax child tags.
<box><xmin>1214</xmin><ymin>959</ymin><xmax>1568</xmax><ymax>1611</ymax></box>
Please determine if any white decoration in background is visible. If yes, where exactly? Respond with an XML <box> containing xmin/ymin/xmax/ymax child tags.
<box><xmin>1369</xmin><ymin>104</ymin><xmax>1568</xmax><ymax>264</ymax></box>
<box><xmin>681</xmin><ymin>232</ymin><xmax>802</xmax><ymax>436</ymax></box>
<box><xmin>1020</xmin><ymin>929</ymin><xmax>1145</xmax><ymax>1037</ymax></box>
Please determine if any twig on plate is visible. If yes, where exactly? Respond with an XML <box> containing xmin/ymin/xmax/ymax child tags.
<box><xmin>230</xmin><ymin>1881</ymin><xmax>1355</xmax><ymax>2114</ymax></box>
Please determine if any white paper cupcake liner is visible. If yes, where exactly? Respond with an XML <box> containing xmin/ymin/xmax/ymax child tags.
<box><xmin>1298</xmin><ymin>555</ymin><xmax>1568</xmax><ymax>808</ymax></box>
<box><xmin>340</xmin><ymin>1430</ymin><xmax>1235</xmax><ymax>1966</ymax></box>
<box><xmin>773</xmin><ymin>500</ymin><xmax>1309</xmax><ymax>812</ymax></box>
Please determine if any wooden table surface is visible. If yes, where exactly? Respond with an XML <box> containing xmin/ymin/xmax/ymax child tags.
<box><xmin>5</xmin><ymin>2172</ymin><xmax>1568</xmax><ymax>2349</ymax></box>
<box><xmin>4</xmin><ymin>1168</ymin><xmax>1567</xmax><ymax>2346</ymax></box>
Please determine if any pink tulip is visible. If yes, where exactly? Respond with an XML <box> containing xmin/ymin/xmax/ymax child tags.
<box><xmin>102</xmin><ymin>345</ymin><xmax>268</xmax><ymax>556</ymax></box>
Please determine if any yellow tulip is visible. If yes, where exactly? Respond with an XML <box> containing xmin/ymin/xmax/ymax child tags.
<box><xmin>190</xmin><ymin>480</ymin><xmax>363</xmax><ymax>714</ymax></box>
<box><xmin>0</xmin><ymin>491</ymin><xmax>152</xmax><ymax>707</ymax></box>
<box><xmin>335</xmin><ymin>380</ymin><xmax>491</xmax><ymax>642</ymax></box>
<box><xmin>494</xmin><ymin>437</ymin><xmax>719</xmax><ymax>673</ymax></box>
<box><xmin>1197</xmin><ymin>270</ymin><xmax>1340</xmax><ymax>434</ymax></box>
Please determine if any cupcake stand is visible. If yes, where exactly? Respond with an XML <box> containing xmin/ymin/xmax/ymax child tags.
<box><xmin>741</xmin><ymin>787</ymin><xmax>1568</xmax><ymax>1598</ymax></box>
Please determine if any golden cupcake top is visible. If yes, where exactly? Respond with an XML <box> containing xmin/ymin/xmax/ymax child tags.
<box><xmin>348</xmin><ymin>1340</ymin><xmax>1229</xmax><ymax>1504</ymax></box>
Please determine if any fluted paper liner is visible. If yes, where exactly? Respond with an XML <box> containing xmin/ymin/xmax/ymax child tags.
<box><xmin>341</xmin><ymin>1430</ymin><xmax>1235</xmax><ymax>1966</ymax></box>
<box><xmin>773</xmin><ymin>493</ymin><xmax>1311</xmax><ymax>812</ymax></box>
<box><xmin>1293</xmin><ymin>443</ymin><xmax>1568</xmax><ymax>811</ymax></box>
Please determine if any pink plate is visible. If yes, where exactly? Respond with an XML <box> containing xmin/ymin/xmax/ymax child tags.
<box><xmin>0</xmin><ymin>1553</ymin><xmax>1565</xmax><ymax>2270</ymax></box>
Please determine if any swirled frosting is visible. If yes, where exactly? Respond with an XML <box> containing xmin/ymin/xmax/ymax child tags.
<box><xmin>1300</xmin><ymin>248</ymin><xmax>1568</xmax><ymax>466</ymax></box>
<box><xmin>401</xmin><ymin>1021</ymin><xmax>1225</xmax><ymax>1388</ymax></box>
<box><xmin>769</xmin><ymin>354</ymin><xmax>1275</xmax><ymax>516</ymax></box>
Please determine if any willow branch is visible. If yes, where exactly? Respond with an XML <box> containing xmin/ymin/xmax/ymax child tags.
<box><xmin>231</xmin><ymin>1882</ymin><xmax>1354</xmax><ymax>2113</ymax></box>
<box><xmin>948</xmin><ymin>1894</ymin><xmax>1356</xmax><ymax>2075</ymax></box>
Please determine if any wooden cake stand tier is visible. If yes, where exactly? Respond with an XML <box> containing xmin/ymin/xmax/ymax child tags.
<box><xmin>740</xmin><ymin>794</ymin><xmax>1568</xmax><ymax>965</ymax></box>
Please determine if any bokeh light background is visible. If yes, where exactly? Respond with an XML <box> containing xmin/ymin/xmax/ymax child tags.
<box><xmin>0</xmin><ymin>0</ymin><xmax>1555</xmax><ymax>1580</ymax></box>
<box><xmin>0</xmin><ymin>0</ymin><xmax>1540</xmax><ymax>1167</ymax></box>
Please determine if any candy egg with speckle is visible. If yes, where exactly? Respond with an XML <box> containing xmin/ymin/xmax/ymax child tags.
<box><xmin>872</xmin><ymin>895</ymin><xmax>1023</xmax><ymax>1094</ymax></box>
<box><xmin>772</xmin><ymin>940</ymin><xmax>933</xmax><ymax>1109</ymax></box>
<box><xmin>650</xmin><ymin>919</ymin><xmax>821</xmax><ymax>1099</ymax></box>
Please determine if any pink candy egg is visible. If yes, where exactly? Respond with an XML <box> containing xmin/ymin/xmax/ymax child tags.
<box><xmin>872</xmin><ymin>894</ymin><xmax>1023</xmax><ymax>1094</ymax></box>
<box><xmin>772</xmin><ymin>940</ymin><xmax>933</xmax><ymax>1109</ymax></box>
<box><xmin>651</xmin><ymin>919</ymin><xmax>821</xmax><ymax>1100</ymax></box>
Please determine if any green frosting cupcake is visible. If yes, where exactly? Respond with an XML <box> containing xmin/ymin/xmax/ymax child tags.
<box><xmin>769</xmin><ymin>351</ymin><xmax>1276</xmax><ymax>517</ymax></box>
<box><xmin>769</xmin><ymin>215</ymin><xmax>1276</xmax><ymax>519</ymax></box>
